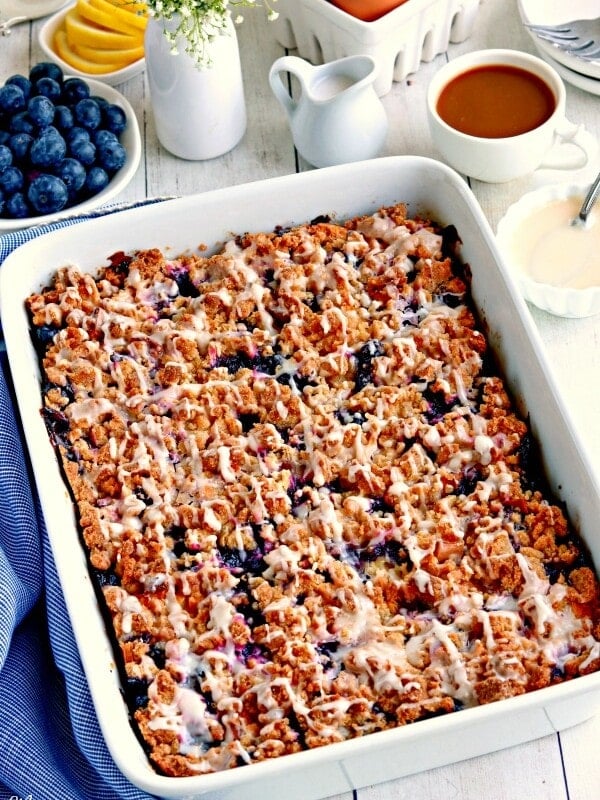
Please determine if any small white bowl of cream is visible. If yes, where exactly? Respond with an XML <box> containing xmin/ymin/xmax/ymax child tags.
<box><xmin>496</xmin><ymin>182</ymin><xmax>600</xmax><ymax>317</ymax></box>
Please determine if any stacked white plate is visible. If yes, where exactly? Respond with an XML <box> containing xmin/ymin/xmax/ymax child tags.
<box><xmin>0</xmin><ymin>0</ymin><xmax>69</xmax><ymax>22</ymax></box>
<box><xmin>518</xmin><ymin>0</ymin><xmax>600</xmax><ymax>96</ymax></box>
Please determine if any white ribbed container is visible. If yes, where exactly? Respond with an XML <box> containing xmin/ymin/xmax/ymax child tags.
<box><xmin>270</xmin><ymin>0</ymin><xmax>481</xmax><ymax>95</ymax></box>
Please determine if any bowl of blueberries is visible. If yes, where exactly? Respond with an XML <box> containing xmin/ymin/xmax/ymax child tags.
<box><xmin>0</xmin><ymin>61</ymin><xmax>141</xmax><ymax>231</ymax></box>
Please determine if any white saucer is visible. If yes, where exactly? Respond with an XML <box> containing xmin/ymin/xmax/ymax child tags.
<box><xmin>533</xmin><ymin>43</ymin><xmax>600</xmax><ymax>96</ymax></box>
<box><xmin>518</xmin><ymin>0</ymin><xmax>600</xmax><ymax>82</ymax></box>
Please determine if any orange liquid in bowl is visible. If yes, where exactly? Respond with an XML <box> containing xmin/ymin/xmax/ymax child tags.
<box><xmin>436</xmin><ymin>64</ymin><xmax>556</xmax><ymax>138</ymax></box>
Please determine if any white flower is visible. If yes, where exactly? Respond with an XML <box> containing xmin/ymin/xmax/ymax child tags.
<box><xmin>146</xmin><ymin>0</ymin><xmax>279</xmax><ymax>68</ymax></box>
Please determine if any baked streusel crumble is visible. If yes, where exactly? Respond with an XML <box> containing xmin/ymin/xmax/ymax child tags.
<box><xmin>27</xmin><ymin>203</ymin><xmax>600</xmax><ymax>777</ymax></box>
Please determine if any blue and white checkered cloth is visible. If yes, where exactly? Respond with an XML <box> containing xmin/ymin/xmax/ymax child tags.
<box><xmin>0</xmin><ymin>202</ymin><xmax>172</xmax><ymax>800</ymax></box>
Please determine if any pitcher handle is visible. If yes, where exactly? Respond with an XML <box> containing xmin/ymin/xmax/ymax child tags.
<box><xmin>269</xmin><ymin>56</ymin><xmax>312</xmax><ymax>120</ymax></box>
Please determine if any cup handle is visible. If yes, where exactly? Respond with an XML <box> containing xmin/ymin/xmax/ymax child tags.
<box><xmin>539</xmin><ymin>120</ymin><xmax>597</xmax><ymax>172</ymax></box>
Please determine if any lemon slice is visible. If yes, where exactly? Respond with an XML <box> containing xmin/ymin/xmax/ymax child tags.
<box><xmin>54</xmin><ymin>29</ymin><xmax>131</xmax><ymax>73</ymax></box>
<box><xmin>74</xmin><ymin>39</ymin><xmax>144</xmax><ymax>64</ymax></box>
<box><xmin>88</xmin><ymin>0</ymin><xmax>148</xmax><ymax>31</ymax></box>
<box><xmin>65</xmin><ymin>8</ymin><xmax>142</xmax><ymax>49</ymax></box>
<box><xmin>76</xmin><ymin>0</ymin><xmax>141</xmax><ymax>36</ymax></box>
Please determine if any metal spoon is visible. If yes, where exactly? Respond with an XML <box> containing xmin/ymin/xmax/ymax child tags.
<box><xmin>572</xmin><ymin>169</ymin><xmax>600</xmax><ymax>227</ymax></box>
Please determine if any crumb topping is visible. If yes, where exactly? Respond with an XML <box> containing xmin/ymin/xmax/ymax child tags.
<box><xmin>27</xmin><ymin>204</ymin><xmax>600</xmax><ymax>777</ymax></box>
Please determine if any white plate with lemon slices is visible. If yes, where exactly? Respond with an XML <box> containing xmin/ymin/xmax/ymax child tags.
<box><xmin>39</xmin><ymin>0</ymin><xmax>147</xmax><ymax>86</ymax></box>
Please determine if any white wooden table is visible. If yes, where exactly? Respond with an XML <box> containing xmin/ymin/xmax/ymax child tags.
<box><xmin>2</xmin><ymin>1</ymin><xmax>599</xmax><ymax>798</ymax></box>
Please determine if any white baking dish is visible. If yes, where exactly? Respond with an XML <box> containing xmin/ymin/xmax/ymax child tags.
<box><xmin>1</xmin><ymin>156</ymin><xmax>599</xmax><ymax>800</ymax></box>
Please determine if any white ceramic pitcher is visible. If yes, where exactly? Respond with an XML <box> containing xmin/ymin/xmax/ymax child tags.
<box><xmin>269</xmin><ymin>54</ymin><xmax>388</xmax><ymax>168</ymax></box>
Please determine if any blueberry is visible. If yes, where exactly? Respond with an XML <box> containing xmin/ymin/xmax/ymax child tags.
<box><xmin>84</xmin><ymin>166</ymin><xmax>109</xmax><ymax>195</ymax></box>
<box><xmin>93</xmin><ymin>129</ymin><xmax>118</xmax><ymax>147</ymax></box>
<box><xmin>172</xmin><ymin>269</ymin><xmax>199</xmax><ymax>297</ymax></box>
<box><xmin>220</xmin><ymin>546</ymin><xmax>265</xmax><ymax>575</ymax></box>
<box><xmin>5</xmin><ymin>191</ymin><xmax>29</xmax><ymax>218</ymax></box>
<box><xmin>375</xmin><ymin>540</ymin><xmax>407</xmax><ymax>563</ymax></box>
<box><xmin>9</xmin><ymin>111</ymin><xmax>35</xmax><ymax>135</ymax></box>
<box><xmin>69</xmin><ymin>137</ymin><xmax>96</xmax><ymax>166</ymax></box>
<box><xmin>0</xmin><ymin>166</ymin><xmax>24</xmax><ymax>194</ymax></box>
<box><xmin>253</xmin><ymin>352</ymin><xmax>283</xmax><ymax>375</ymax></box>
<box><xmin>148</xmin><ymin>643</ymin><xmax>166</xmax><ymax>669</ymax></box>
<box><xmin>438</xmin><ymin>292</ymin><xmax>463</xmax><ymax>308</ymax></box>
<box><xmin>42</xmin><ymin>406</ymin><xmax>69</xmax><ymax>436</ymax></box>
<box><xmin>133</xmin><ymin>487</ymin><xmax>153</xmax><ymax>506</ymax></box>
<box><xmin>27</xmin><ymin>95</ymin><xmax>55</xmax><ymax>128</ymax></box>
<box><xmin>40</xmin><ymin>381</ymin><xmax>72</xmax><ymax>405</ymax></box>
<box><xmin>219</xmin><ymin>546</ymin><xmax>245</xmax><ymax>570</ymax></box>
<box><xmin>0</xmin><ymin>144</ymin><xmax>12</xmax><ymax>171</ymax></box>
<box><xmin>276</xmin><ymin>371</ymin><xmax>315</xmax><ymax>391</ymax></box>
<box><xmin>8</xmin><ymin>133</ymin><xmax>32</xmax><ymax>162</ymax></box>
<box><xmin>236</xmin><ymin>642</ymin><xmax>267</xmax><ymax>665</ymax></box>
<box><xmin>335</xmin><ymin>408</ymin><xmax>366</xmax><ymax>426</ymax></box>
<box><xmin>316</xmin><ymin>641</ymin><xmax>339</xmax><ymax>670</ymax></box>
<box><xmin>55</xmin><ymin>158</ymin><xmax>86</xmax><ymax>199</ymax></box>
<box><xmin>0</xmin><ymin>131</ymin><xmax>9</xmax><ymax>146</ymax></box>
<box><xmin>66</xmin><ymin>126</ymin><xmax>90</xmax><ymax>146</ymax></box>
<box><xmin>90</xmin><ymin>95</ymin><xmax>109</xmax><ymax>111</ymax></box>
<box><xmin>28</xmin><ymin>174</ymin><xmax>69</xmax><ymax>214</ymax></box>
<box><xmin>6</xmin><ymin>75</ymin><xmax>32</xmax><ymax>101</ymax></box>
<box><xmin>92</xmin><ymin>566</ymin><xmax>120</xmax><ymax>587</ymax></box>
<box><xmin>0</xmin><ymin>84</ymin><xmax>26</xmax><ymax>114</ymax></box>
<box><xmin>422</xmin><ymin>387</ymin><xmax>455</xmax><ymax>423</ymax></box>
<box><xmin>74</xmin><ymin>98</ymin><xmax>102</xmax><ymax>131</ymax></box>
<box><xmin>30</xmin><ymin>128</ymin><xmax>67</xmax><ymax>168</ymax></box>
<box><xmin>455</xmin><ymin>466</ymin><xmax>482</xmax><ymax>497</ymax></box>
<box><xmin>166</xmin><ymin>525</ymin><xmax>186</xmax><ymax>542</ymax></box>
<box><xmin>53</xmin><ymin>104</ymin><xmax>74</xmax><ymax>131</ymax></box>
<box><xmin>29</xmin><ymin>62</ymin><xmax>64</xmax><ymax>85</ymax></box>
<box><xmin>102</xmin><ymin>103</ymin><xmax>127</xmax><ymax>136</ymax></box>
<box><xmin>544</xmin><ymin>562</ymin><xmax>564</xmax><ymax>584</ymax></box>
<box><xmin>60</xmin><ymin>77</ymin><xmax>90</xmax><ymax>106</ymax></box>
<box><xmin>34</xmin><ymin>77</ymin><xmax>62</xmax><ymax>103</ymax></box>
<box><xmin>217</xmin><ymin>352</ymin><xmax>254</xmax><ymax>373</ymax></box>
<box><xmin>172</xmin><ymin>538</ymin><xmax>192</xmax><ymax>557</ymax></box>
<box><xmin>35</xmin><ymin>323</ymin><xmax>60</xmax><ymax>344</ymax></box>
<box><xmin>370</xmin><ymin>496</ymin><xmax>395</xmax><ymax>515</ymax></box>
<box><xmin>125</xmin><ymin>677</ymin><xmax>149</xmax><ymax>710</ymax></box>
<box><xmin>38</xmin><ymin>124</ymin><xmax>60</xmax><ymax>138</ymax></box>
<box><xmin>97</xmin><ymin>140</ymin><xmax>126</xmax><ymax>172</ymax></box>
<box><xmin>237</xmin><ymin>412</ymin><xmax>260</xmax><ymax>432</ymax></box>
<box><xmin>353</xmin><ymin>340</ymin><xmax>384</xmax><ymax>391</ymax></box>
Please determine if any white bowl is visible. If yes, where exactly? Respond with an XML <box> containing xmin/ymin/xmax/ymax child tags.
<box><xmin>496</xmin><ymin>183</ymin><xmax>600</xmax><ymax>318</ymax></box>
<box><xmin>39</xmin><ymin>2</ymin><xmax>145</xmax><ymax>87</ymax></box>
<box><xmin>0</xmin><ymin>77</ymin><xmax>141</xmax><ymax>233</ymax></box>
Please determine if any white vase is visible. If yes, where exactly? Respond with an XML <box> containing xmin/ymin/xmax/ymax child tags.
<box><xmin>144</xmin><ymin>15</ymin><xmax>247</xmax><ymax>160</ymax></box>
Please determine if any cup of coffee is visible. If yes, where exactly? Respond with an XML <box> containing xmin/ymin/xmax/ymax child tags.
<box><xmin>426</xmin><ymin>49</ymin><xmax>596</xmax><ymax>183</ymax></box>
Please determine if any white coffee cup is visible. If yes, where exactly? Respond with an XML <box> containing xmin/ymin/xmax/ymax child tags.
<box><xmin>426</xmin><ymin>49</ymin><xmax>596</xmax><ymax>183</ymax></box>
